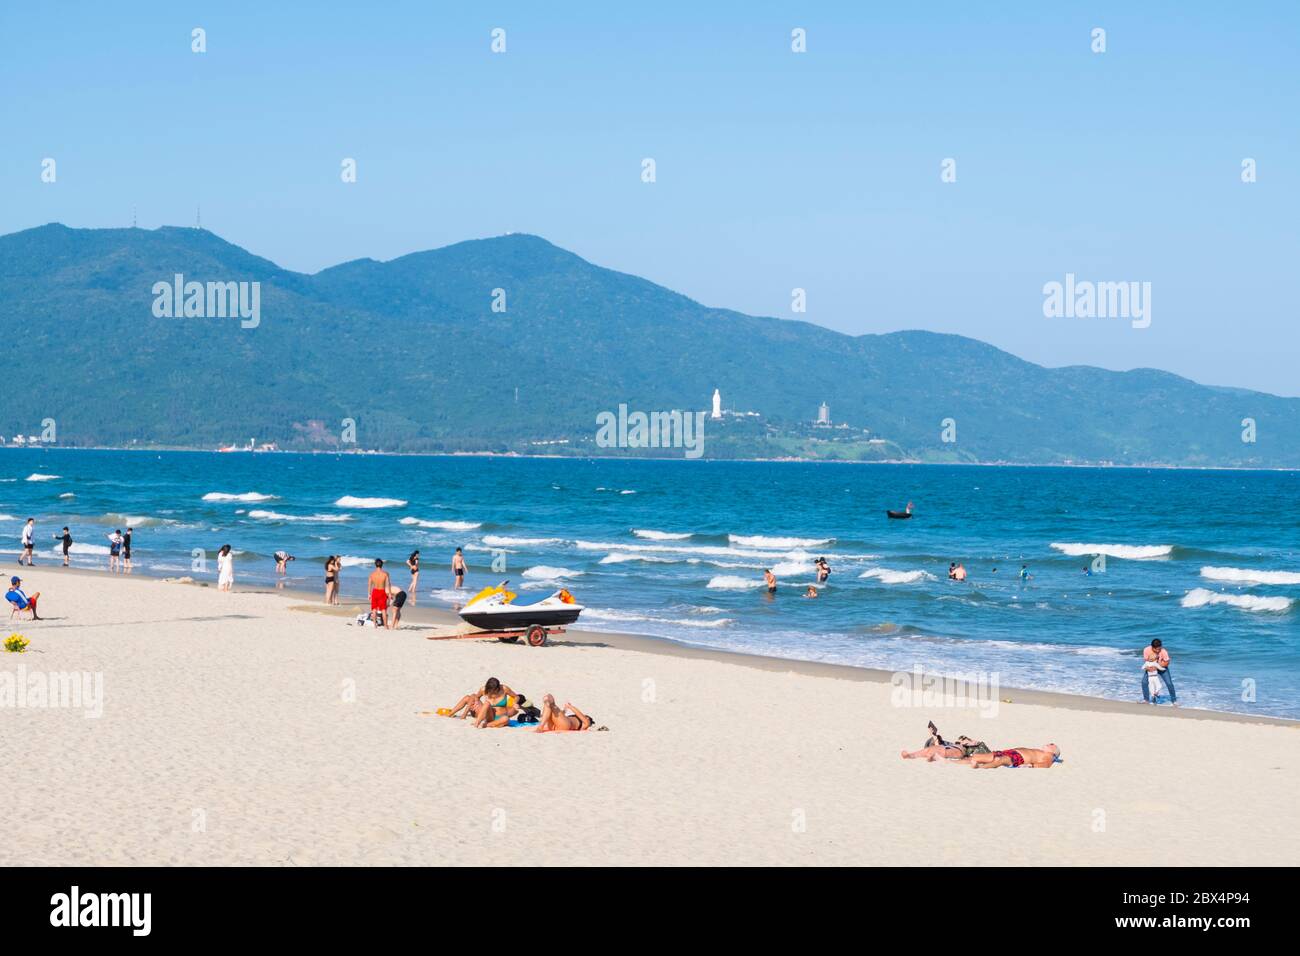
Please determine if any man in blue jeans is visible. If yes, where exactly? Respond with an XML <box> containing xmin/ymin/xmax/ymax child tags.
<box><xmin>1141</xmin><ymin>638</ymin><xmax>1177</xmax><ymax>705</ymax></box>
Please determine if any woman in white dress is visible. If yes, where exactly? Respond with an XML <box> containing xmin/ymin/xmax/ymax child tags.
<box><xmin>217</xmin><ymin>544</ymin><xmax>235</xmax><ymax>592</ymax></box>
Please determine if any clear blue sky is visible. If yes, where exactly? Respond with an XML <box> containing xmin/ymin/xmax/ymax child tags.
<box><xmin>3</xmin><ymin>1</ymin><xmax>1297</xmax><ymax>394</ymax></box>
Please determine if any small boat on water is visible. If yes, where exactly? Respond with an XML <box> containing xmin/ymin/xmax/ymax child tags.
<box><xmin>458</xmin><ymin>581</ymin><xmax>584</xmax><ymax>631</ymax></box>
<box><xmin>887</xmin><ymin>501</ymin><xmax>914</xmax><ymax>520</ymax></box>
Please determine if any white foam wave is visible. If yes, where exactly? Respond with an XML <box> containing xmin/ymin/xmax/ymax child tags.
<box><xmin>599</xmin><ymin>552</ymin><xmax>674</xmax><ymax>565</ymax></box>
<box><xmin>248</xmin><ymin>510</ymin><xmax>353</xmax><ymax>523</ymax></box>
<box><xmin>202</xmin><ymin>491</ymin><xmax>277</xmax><ymax>502</ymax></box>
<box><xmin>482</xmin><ymin>535</ymin><xmax>565</xmax><ymax>548</ymax></box>
<box><xmin>59</xmin><ymin>493</ymin><xmax>75</xmax><ymax>499</ymax></box>
<box><xmin>334</xmin><ymin>496</ymin><xmax>407</xmax><ymax>509</ymax></box>
<box><xmin>399</xmin><ymin>517</ymin><xmax>482</xmax><ymax>530</ymax></box>
<box><xmin>26</xmin><ymin>473</ymin><xmax>60</xmax><ymax>481</ymax></box>
<box><xmin>729</xmin><ymin>534</ymin><xmax>832</xmax><ymax>549</ymax></box>
<box><xmin>1051</xmin><ymin>542</ymin><xmax>1173</xmax><ymax>560</ymax></box>
<box><xmin>1201</xmin><ymin>566</ymin><xmax>1300</xmax><ymax>586</ymax></box>
<box><xmin>1181</xmin><ymin>588</ymin><xmax>1292</xmax><ymax>613</ymax></box>
<box><xmin>706</xmin><ymin>575</ymin><xmax>764</xmax><ymax>590</ymax></box>
<box><xmin>522</xmin><ymin>565</ymin><xmax>583</xmax><ymax>580</ymax></box>
<box><xmin>859</xmin><ymin>567</ymin><xmax>935</xmax><ymax>585</ymax></box>
<box><xmin>632</xmin><ymin>529</ymin><xmax>692</xmax><ymax>540</ymax></box>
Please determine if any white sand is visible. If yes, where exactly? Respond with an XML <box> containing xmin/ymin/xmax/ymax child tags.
<box><xmin>2</xmin><ymin>571</ymin><xmax>1297</xmax><ymax>866</ymax></box>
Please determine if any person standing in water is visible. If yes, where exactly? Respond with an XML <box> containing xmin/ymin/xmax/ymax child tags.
<box><xmin>53</xmin><ymin>526</ymin><xmax>73</xmax><ymax>567</ymax></box>
<box><xmin>106</xmin><ymin>529</ymin><xmax>123</xmax><ymax>572</ymax></box>
<box><xmin>816</xmin><ymin>557</ymin><xmax>831</xmax><ymax>583</ymax></box>
<box><xmin>763</xmin><ymin>568</ymin><xmax>777</xmax><ymax>594</ymax></box>
<box><xmin>451</xmin><ymin>547</ymin><xmax>466</xmax><ymax>589</ymax></box>
<box><xmin>122</xmin><ymin>526</ymin><xmax>133</xmax><ymax>573</ymax></box>
<box><xmin>1019</xmin><ymin>564</ymin><xmax>1031</xmax><ymax>582</ymax></box>
<box><xmin>407</xmin><ymin>550</ymin><xmax>420</xmax><ymax>602</ymax></box>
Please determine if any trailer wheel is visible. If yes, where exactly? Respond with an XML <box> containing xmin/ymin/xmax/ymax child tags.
<box><xmin>525</xmin><ymin>625</ymin><xmax>548</xmax><ymax>647</ymax></box>
<box><xmin>497</xmin><ymin>636</ymin><xmax>520</xmax><ymax>644</ymax></box>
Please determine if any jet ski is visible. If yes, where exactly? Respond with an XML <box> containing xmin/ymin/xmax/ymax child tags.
<box><xmin>457</xmin><ymin>581</ymin><xmax>584</xmax><ymax>631</ymax></box>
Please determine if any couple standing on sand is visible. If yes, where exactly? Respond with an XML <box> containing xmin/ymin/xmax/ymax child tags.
<box><xmin>1141</xmin><ymin>638</ymin><xmax>1177</xmax><ymax>706</ymax></box>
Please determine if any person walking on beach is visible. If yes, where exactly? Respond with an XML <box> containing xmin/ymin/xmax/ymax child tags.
<box><xmin>217</xmin><ymin>544</ymin><xmax>235</xmax><ymax>592</ymax></box>
<box><xmin>451</xmin><ymin>547</ymin><xmax>466</xmax><ymax>589</ymax></box>
<box><xmin>21</xmin><ymin>518</ymin><xmax>35</xmax><ymax>566</ymax></box>
<box><xmin>407</xmin><ymin>550</ymin><xmax>420</xmax><ymax>602</ymax></box>
<box><xmin>1141</xmin><ymin>638</ymin><xmax>1177</xmax><ymax>706</ymax></box>
<box><xmin>368</xmin><ymin>559</ymin><xmax>391</xmax><ymax>627</ymax></box>
<box><xmin>53</xmin><ymin>526</ymin><xmax>72</xmax><ymax>567</ymax></box>
<box><xmin>122</xmin><ymin>526</ymin><xmax>133</xmax><ymax>573</ymax></box>
<box><xmin>106</xmin><ymin>529</ymin><xmax>123</xmax><ymax>572</ymax></box>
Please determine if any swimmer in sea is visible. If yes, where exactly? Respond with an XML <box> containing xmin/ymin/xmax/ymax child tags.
<box><xmin>763</xmin><ymin>568</ymin><xmax>777</xmax><ymax>594</ymax></box>
<box><xmin>804</xmin><ymin>585</ymin><xmax>819</xmax><ymax>598</ymax></box>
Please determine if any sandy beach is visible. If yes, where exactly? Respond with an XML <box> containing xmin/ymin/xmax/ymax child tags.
<box><xmin>2</xmin><ymin>568</ymin><xmax>1296</xmax><ymax>866</ymax></box>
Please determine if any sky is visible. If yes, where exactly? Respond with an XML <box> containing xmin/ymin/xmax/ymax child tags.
<box><xmin>3</xmin><ymin>1</ymin><xmax>1297</xmax><ymax>395</ymax></box>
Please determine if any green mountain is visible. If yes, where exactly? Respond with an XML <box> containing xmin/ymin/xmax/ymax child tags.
<box><xmin>2</xmin><ymin>222</ymin><xmax>1296</xmax><ymax>466</ymax></box>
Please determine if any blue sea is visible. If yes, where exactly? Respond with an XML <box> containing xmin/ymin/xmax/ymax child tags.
<box><xmin>5</xmin><ymin>450</ymin><xmax>1298</xmax><ymax>717</ymax></box>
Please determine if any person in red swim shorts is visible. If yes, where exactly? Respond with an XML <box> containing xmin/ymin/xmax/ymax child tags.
<box><xmin>966</xmin><ymin>744</ymin><xmax>1061</xmax><ymax>769</ymax></box>
<box><xmin>367</xmin><ymin>559</ymin><xmax>391</xmax><ymax>627</ymax></box>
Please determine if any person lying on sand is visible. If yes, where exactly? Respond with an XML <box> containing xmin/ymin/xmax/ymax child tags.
<box><xmin>443</xmin><ymin>677</ymin><xmax>521</xmax><ymax>722</ymax></box>
<box><xmin>901</xmin><ymin>721</ymin><xmax>990</xmax><ymax>760</ymax></box>
<box><xmin>534</xmin><ymin>694</ymin><xmax>594</xmax><ymax>733</ymax></box>
<box><xmin>965</xmin><ymin>744</ymin><xmax>1061</xmax><ymax>769</ymax></box>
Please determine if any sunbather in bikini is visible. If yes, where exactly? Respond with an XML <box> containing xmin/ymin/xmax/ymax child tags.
<box><xmin>534</xmin><ymin>694</ymin><xmax>593</xmax><ymax>733</ymax></box>
<box><xmin>444</xmin><ymin>677</ymin><xmax>521</xmax><ymax>722</ymax></box>
<box><xmin>965</xmin><ymin>743</ymin><xmax>1061</xmax><ymax>769</ymax></box>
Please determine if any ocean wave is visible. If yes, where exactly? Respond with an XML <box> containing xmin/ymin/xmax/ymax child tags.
<box><xmin>522</xmin><ymin>565</ymin><xmax>583</xmax><ymax>580</ymax></box>
<box><xmin>1050</xmin><ymin>542</ymin><xmax>1173</xmax><ymax>560</ymax></box>
<box><xmin>248</xmin><ymin>510</ymin><xmax>353</xmax><ymax>523</ymax></box>
<box><xmin>771</xmin><ymin>559</ymin><xmax>816</xmax><ymax>576</ymax></box>
<box><xmin>0</xmin><ymin>514</ymin><xmax>18</xmax><ymax>521</ymax></box>
<box><xmin>399</xmin><ymin>517</ymin><xmax>482</xmax><ymax>530</ymax></box>
<box><xmin>582</xmin><ymin>608</ymin><xmax>732</xmax><ymax>629</ymax></box>
<box><xmin>482</xmin><ymin>535</ymin><xmax>566</xmax><ymax>548</ymax></box>
<box><xmin>706</xmin><ymin>575</ymin><xmax>764</xmax><ymax>590</ymax></box>
<box><xmin>859</xmin><ymin>567</ymin><xmax>935</xmax><ymax>585</ymax></box>
<box><xmin>337</xmin><ymin>555</ymin><xmax>376</xmax><ymax>568</ymax></box>
<box><xmin>26</xmin><ymin>473</ymin><xmax>60</xmax><ymax>481</ymax></box>
<box><xmin>632</xmin><ymin>529</ymin><xmax>692</xmax><ymax>540</ymax></box>
<box><xmin>729</xmin><ymin>534</ymin><xmax>832</xmax><ymax>549</ymax></box>
<box><xmin>1181</xmin><ymin>588</ymin><xmax>1292</xmax><ymax>613</ymax></box>
<box><xmin>599</xmin><ymin>552</ymin><xmax>674</xmax><ymax>565</ymax></box>
<box><xmin>1201</xmin><ymin>566</ymin><xmax>1300</xmax><ymax>586</ymax></box>
<box><xmin>202</xmin><ymin>491</ymin><xmax>277</xmax><ymax>502</ymax></box>
<box><xmin>334</xmin><ymin>496</ymin><xmax>407</xmax><ymax>509</ymax></box>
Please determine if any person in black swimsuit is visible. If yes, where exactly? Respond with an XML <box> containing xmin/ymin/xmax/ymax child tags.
<box><xmin>123</xmin><ymin>527</ymin><xmax>133</xmax><ymax>572</ymax></box>
<box><xmin>324</xmin><ymin>555</ymin><xmax>339</xmax><ymax>604</ymax></box>
<box><xmin>406</xmin><ymin>550</ymin><xmax>420</xmax><ymax>603</ymax></box>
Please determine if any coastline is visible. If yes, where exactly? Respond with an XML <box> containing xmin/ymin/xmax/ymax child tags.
<box><xmin>36</xmin><ymin>565</ymin><xmax>1297</xmax><ymax>727</ymax></box>
<box><xmin>4</xmin><ymin>444</ymin><xmax>1297</xmax><ymax>473</ymax></box>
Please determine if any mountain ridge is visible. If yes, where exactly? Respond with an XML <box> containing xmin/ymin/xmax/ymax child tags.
<box><xmin>1</xmin><ymin>222</ymin><xmax>1295</xmax><ymax>465</ymax></box>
